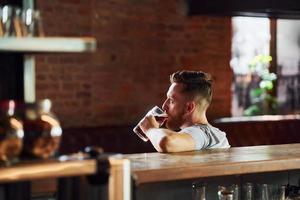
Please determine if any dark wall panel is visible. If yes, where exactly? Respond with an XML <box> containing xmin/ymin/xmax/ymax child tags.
<box><xmin>0</xmin><ymin>53</ymin><xmax>24</xmax><ymax>100</ymax></box>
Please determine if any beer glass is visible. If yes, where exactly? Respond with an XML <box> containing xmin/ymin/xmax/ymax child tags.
<box><xmin>133</xmin><ymin>106</ymin><xmax>167</xmax><ymax>142</ymax></box>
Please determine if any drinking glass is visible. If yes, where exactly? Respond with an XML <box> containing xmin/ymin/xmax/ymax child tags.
<box><xmin>0</xmin><ymin>7</ymin><xmax>4</xmax><ymax>36</ymax></box>
<box><xmin>133</xmin><ymin>106</ymin><xmax>167</xmax><ymax>142</ymax></box>
<box><xmin>218</xmin><ymin>185</ymin><xmax>240</xmax><ymax>200</ymax></box>
<box><xmin>22</xmin><ymin>8</ymin><xmax>44</xmax><ymax>37</ymax></box>
<box><xmin>261</xmin><ymin>184</ymin><xmax>270</xmax><ymax>200</ymax></box>
<box><xmin>1</xmin><ymin>5</ymin><xmax>14</xmax><ymax>36</ymax></box>
<box><xmin>192</xmin><ymin>181</ymin><xmax>206</xmax><ymax>200</ymax></box>
<box><xmin>278</xmin><ymin>185</ymin><xmax>286</xmax><ymax>200</ymax></box>
<box><xmin>232</xmin><ymin>184</ymin><xmax>240</xmax><ymax>200</ymax></box>
<box><xmin>242</xmin><ymin>183</ymin><xmax>254</xmax><ymax>200</ymax></box>
<box><xmin>12</xmin><ymin>7</ymin><xmax>23</xmax><ymax>37</ymax></box>
<box><xmin>1</xmin><ymin>5</ymin><xmax>25</xmax><ymax>37</ymax></box>
<box><xmin>218</xmin><ymin>186</ymin><xmax>234</xmax><ymax>200</ymax></box>
<box><xmin>259</xmin><ymin>184</ymin><xmax>280</xmax><ymax>200</ymax></box>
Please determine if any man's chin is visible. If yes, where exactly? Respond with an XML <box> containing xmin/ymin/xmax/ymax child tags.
<box><xmin>166</xmin><ymin>122</ymin><xmax>181</xmax><ymax>131</ymax></box>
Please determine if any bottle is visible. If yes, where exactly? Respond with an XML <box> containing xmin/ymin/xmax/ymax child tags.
<box><xmin>0</xmin><ymin>100</ymin><xmax>24</xmax><ymax>164</ymax></box>
<box><xmin>192</xmin><ymin>182</ymin><xmax>206</xmax><ymax>200</ymax></box>
<box><xmin>22</xmin><ymin>99</ymin><xmax>62</xmax><ymax>159</ymax></box>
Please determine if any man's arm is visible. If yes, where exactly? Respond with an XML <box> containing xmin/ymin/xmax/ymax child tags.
<box><xmin>145</xmin><ymin>128</ymin><xmax>196</xmax><ymax>152</ymax></box>
<box><xmin>139</xmin><ymin>115</ymin><xmax>195</xmax><ymax>153</ymax></box>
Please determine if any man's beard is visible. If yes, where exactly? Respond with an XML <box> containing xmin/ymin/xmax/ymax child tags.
<box><xmin>165</xmin><ymin>116</ymin><xmax>184</xmax><ymax>131</ymax></box>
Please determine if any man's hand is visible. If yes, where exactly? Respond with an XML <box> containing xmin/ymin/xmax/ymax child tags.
<box><xmin>139</xmin><ymin>115</ymin><xmax>160</xmax><ymax>133</ymax></box>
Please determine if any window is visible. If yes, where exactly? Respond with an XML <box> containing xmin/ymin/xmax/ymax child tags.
<box><xmin>231</xmin><ymin>17</ymin><xmax>300</xmax><ymax>116</ymax></box>
<box><xmin>277</xmin><ymin>19</ymin><xmax>300</xmax><ymax>114</ymax></box>
<box><xmin>230</xmin><ymin>17</ymin><xmax>270</xmax><ymax>116</ymax></box>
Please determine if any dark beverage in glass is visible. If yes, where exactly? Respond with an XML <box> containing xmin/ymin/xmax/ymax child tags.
<box><xmin>133</xmin><ymin>106</ymin><xmax>167</xmax><ymax>142</ymax></box>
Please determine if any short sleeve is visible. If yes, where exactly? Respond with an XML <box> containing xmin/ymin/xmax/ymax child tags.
<box><xmin>181</xmin><ymin>126</ymin><xmax>209</xmax><ymax>150</ymax></box>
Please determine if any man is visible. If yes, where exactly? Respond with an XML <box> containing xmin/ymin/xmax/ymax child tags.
<box><xmin>139</xmin><ymin>70</ymin><xmax>230</xmax><ymax>152</ymax></box>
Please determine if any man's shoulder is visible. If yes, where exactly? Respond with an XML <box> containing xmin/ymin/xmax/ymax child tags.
<box><xmin>180</xmin><ymin>124</ymin><xmax>208</xmax><ymax>135</ymax></box>
<box><xmin>183</xmin><ymin>123</ymin><xmax>213</xmax><ymax>130</ymax></box>
<box><xmin>182</xmin><ymin>123</ymin><xmax>226</xmax><ymax>135</ymax></box>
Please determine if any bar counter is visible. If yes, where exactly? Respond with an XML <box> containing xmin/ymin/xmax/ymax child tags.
<box><xmin>0</xmin><ymin>143</ymin><xmax>300</xmax><ymax>200</ymax></box>
<box><xmin>125</xmin><ymin>143</ymin><xmax>300</xmax><ymax>184</ymax></box>
<box><xmin>1</xmin><ymin>143</ymin><xmax>298</xmax><ymax>185</ymax></box>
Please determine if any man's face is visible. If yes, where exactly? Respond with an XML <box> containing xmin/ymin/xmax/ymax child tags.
<box><xmin>162</xmin><ymin>83</ymin><xmax>189</xmax><ymax>130</ymax></box>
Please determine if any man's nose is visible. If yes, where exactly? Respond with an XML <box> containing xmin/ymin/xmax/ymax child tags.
<box><xmin>162</xmin><ymin>100</ymin><xmax>167</xmax><ymax>111</ymax></box>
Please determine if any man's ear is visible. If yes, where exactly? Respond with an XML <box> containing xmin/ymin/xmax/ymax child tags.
<box><xmin>185</xmin><ymin>101</ymin><xmax>196</xmax><ymax>114</ymax></box>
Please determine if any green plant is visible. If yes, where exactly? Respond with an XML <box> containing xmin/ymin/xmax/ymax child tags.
<box><xmin>244</xmin><ymin>55</ymin><xmax>278</xmax><ymax>116</ymax></box>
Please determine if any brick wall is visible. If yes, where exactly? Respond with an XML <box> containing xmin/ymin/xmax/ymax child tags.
<box><xmin>35</xmin><ymin>0</ymin><xmax>232</xmax><ymax>128</ymax></box>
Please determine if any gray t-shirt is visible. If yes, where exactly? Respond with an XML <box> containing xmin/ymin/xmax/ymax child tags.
<box><xmin>181</xmin><ymin>124</ymin><xmax>230</xmax><ymax>149</ymax></box>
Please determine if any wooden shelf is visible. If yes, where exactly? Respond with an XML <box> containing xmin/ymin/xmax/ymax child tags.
<box><xmin>0</xmin><ymin>37</ymin><xmax>96</xmax><ymax>53</ymax></box>
<box><xmin>0</xmin><ymin>158</ymin><xmax>97</xmax><ymax>183</ymax></box>
<box><xmin>0</xmin><ymin>155</ymin><xmax>131</xmax><ymax>200</ymax></box>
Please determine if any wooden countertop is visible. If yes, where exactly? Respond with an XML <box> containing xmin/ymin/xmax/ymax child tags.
<box><xmin>125</xmin><ymin>143</ymin><xmax>300</xmax><ymax>184</ymax></box>
<box><xmin>2</xmin><ymin>144</ymin><xmax>300</xmax><ymax>185</ymax></box>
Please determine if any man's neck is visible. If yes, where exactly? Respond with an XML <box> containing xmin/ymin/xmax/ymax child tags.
<box><xmin>180</xmin><ymin>112</ymin><xmax>208</xmax><ymax>129</ymax></box>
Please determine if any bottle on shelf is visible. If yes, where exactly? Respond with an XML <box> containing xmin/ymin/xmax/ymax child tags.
<box><xmin>21</xmin><ymin>99</ymin><xmax>62</xmax><ymax>159</ymax></box>
<box><xmin>0</xmin><ymin>100</ymin><xmax>24</xmax><ymax>164</ymax></box>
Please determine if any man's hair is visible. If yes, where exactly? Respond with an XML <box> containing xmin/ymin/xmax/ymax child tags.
<box><xmin>170</xmin><ymin>70</ymin><xmax>213</xmax><ymax>104</ymax></box>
